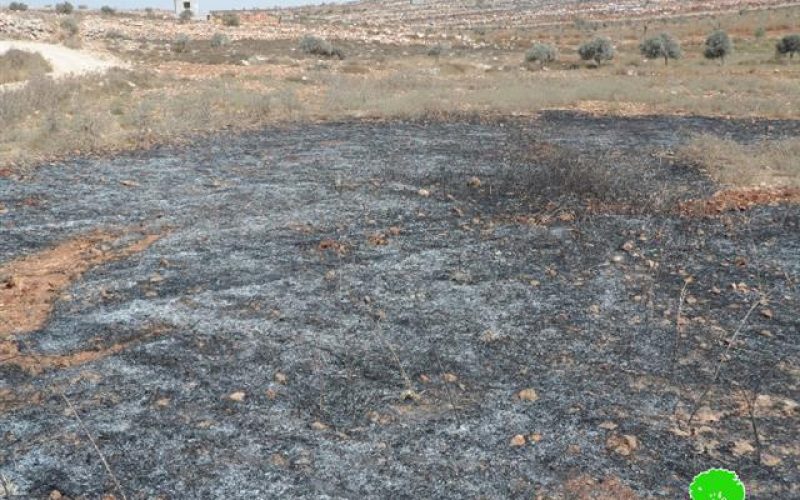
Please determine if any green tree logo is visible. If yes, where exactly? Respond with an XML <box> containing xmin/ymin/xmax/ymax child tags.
<box><xmin>690</xmin><ymin>469</ymin><xmax>746</xmax><ymax>500</ymax></box>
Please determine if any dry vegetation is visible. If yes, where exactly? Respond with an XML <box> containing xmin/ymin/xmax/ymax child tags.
<box><xmin>1</xmin><ymin>3</ymin><xmax>800</xmax><ymax>180</ymax></box>
<box><xmin>679</xmin><ymin>135</ymin><xmax>800</xmax><ymax>187</ymax></box>
<box><xmin>0</xmin><ymin>48</ymin><xmax>52</xmax><ymax>84</ymax></box>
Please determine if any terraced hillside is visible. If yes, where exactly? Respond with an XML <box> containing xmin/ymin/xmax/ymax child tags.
<box><xmin>283</xmin><ymin>0</ymin><xmax>794</xmax><ymax>29</ymax></box>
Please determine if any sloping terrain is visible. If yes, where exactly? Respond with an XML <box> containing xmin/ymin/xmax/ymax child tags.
<box><xmin>0</xmin><ymin>113</ymin><xmax>798</xmax><ymax>498</ymax></box>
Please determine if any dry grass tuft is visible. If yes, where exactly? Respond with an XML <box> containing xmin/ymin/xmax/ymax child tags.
<box><xmin>0</xmin><ymin>49</ymin><xmax>53</xmax><ymax>85</ymax></box>
<box><xmin>678</xmin><ymin>134</ymin><xmax>800</xmax><ymax>187</ymax></box>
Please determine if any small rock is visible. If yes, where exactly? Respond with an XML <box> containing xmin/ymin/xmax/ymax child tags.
<box><xmin>270</xmin><ymin>453</ymin><xmax>288</xmax><ymax>467</ymax></box>
<box><xmin>510</xmin><ymin>434</ymin><xmax>526</xmax><ymax>447</ymax></box>
<box><xmin>606</xmin><ymin>434</ymin><xmax>638</xmax><ymax>456</ymax></box>
<box><xmin>450</xmin><ymin>270</ymin><xmax>471</xmax><ymax>284</ymax></box>
<box><xmin>442</xmin><ymin>373</ymin><xmax>458</xmax><ymax>383</ymax></box>
<box><xmin>418</xmin><ymin>188</ymin><xmax>431</xmax><ymax>197</ymax></box>
<box><xmin>228</xmin><ymin>391</ymin><xmax>246</xmax><ymax>402</ymax></box>
<box><xmin>274</xmin><ymin>372</ymin><xmax>287</xmax><ymax>384</ymax></box>
<box><xmin>400</xmin><ymin>389</ymin><xmax>421</xmax><ymax>401</ymax></box>
<box><xmin>517</xmin><ymin>388</ymin><xmax>538</xmax><ymax>402</ymax></box>
<box><xmin>310</xmin><ymin>421</ymin><xmax>329</xmax><ymax>431</ymax></box>
<box><xmin>467</xmin><ymin>176</ymin><xmax>482</xmax><ymax>188</ymax></box>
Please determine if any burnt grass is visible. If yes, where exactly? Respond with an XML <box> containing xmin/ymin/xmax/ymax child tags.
<box><xmin>1</xmin><ymin>112</ymin><xmax>798</xmax><ymax>498</ymax></box>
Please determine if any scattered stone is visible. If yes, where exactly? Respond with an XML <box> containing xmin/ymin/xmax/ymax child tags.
<box><xmin>310</xmin><ymin>420</ymin><xmax>329</xmax><ymax>431</ymax></box>
<box><xmin>467</xmin><ymin>176</ymin><xmax>482</xmax><ymax>188</ymax></box>
<box><xmin>228</xmin><ymin>391</ymin><xmax>246</xmax><ymax>402</ymax></box>
<box><xmin>606</xmin><ymin>434</ymin><xmax>638</xmax><ymax>456</ymax></box>
<box><xmin>517</xmin><ymin>388</ymin><xmax>538</xmax><ymax>402</ymax></box>
<box><xmin>510</xmin><ymin>434</ymin><xmax>526</xmax><ymax>447</ymax></box>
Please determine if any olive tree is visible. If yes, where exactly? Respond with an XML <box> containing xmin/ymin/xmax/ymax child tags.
<box><xmin>704</xmin><ymin>30</ymin><xmax>732</xmax><ymax>63</ymax></box>
<box><xmin>525</xmin><ymin>43</ymin><xmax>557</xmax><ymax>66</ymax></box>
<box><xmin>578</xmin><ymin>37</ymin><xmax>615</xmax><ymax>66</ymax></box>
<box><xmin>776</xmin><ymin>34</ymin><xmax>800</xmax><ymax>59</ymax></box>
<box><xmin>640</xmin><ymin>33</ymin><xmax>681</xmax><ymax>65</ymax></box>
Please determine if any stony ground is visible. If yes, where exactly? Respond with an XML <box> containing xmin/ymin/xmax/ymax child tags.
<box><xmin>0</xmin><ymin>113</ymin><xmax>798</xmax><ymax>499</ymax></box>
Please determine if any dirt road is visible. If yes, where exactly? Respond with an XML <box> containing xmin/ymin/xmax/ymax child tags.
<box><xmin>0</xmin><ymin>41</ymin><xmax>123</xmax><ymax>79</ymax></box>
<box><xmin>0</xmin><ymin>113</ymin><xmax>798</xmax><ymax>498</ymax></box>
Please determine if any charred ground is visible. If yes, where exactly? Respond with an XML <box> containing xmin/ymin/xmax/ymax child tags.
<box><xmin>0</xmin><ymin>112</ymin><xmax>798</xmax><ymax>498</ymax></box>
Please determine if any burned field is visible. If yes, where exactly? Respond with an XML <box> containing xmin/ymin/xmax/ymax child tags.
<box><xmin>1</xmin><ymin>113</ymin><xmax>798</xmax><ymax>498</ymax></box>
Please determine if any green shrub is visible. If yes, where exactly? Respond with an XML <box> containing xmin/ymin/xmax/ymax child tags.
<box><xmin>299</xmin><ymin>35</ymin><xmax>345</xmax><ymax>59</ymax></box>
<box><xmin>776</xmin><ymin>34</ymin><xmax>800</xmax><ymax>58</ymax></box>
<box><xmin>639</xmin><ymin>33</ymin><xmax>681</xmax><ymax>65</ymax></box>
<box><xmin>754</xmin><ymin>27</ymin><xmax>766</xmax><ymax>39</ymax></box>
<box><xmin>8</xmin><ymin>2</ymin><xmax>28</xmax><ymax>11</ymax></box>
<box><xmin>172</xmin><ymin>34</ymin><xmax>190</xmax><ymax>53</ymax></box>
<box><xmin>704</xmin><ymin>30</ymin><xmax>732</xmax><ymax>63</ymax></box>
<box><xmin>525</xmin><ymin>43</ymin><xmax>557</xmax><ymax>65</ymax></box>
<box><xmin>59</xmin><ymin>16</ymin><xmax>79</xmax><ymax>36</ymax></box>
<box><xmin>54</xmin><ymin>2</ymin><xmax>74</xmax><ymax>14</ymax></box>
<box><xmin>211</xmin><ymin>32</ymin><xmax>230</xmax><ymax>48</ymax></box>
<box><xmin>221</xmin><ymin>13</ymin><xmax>240</xmax><ymax>27</ymax></box>
<box><xmin>578</xmin><ymin>37</ymin><xmax>615</xmax><ymax>65</ymax></box>
<box><xmin>100</xmin><ymin>5</ymin><xmax>115</xmax><ymax>15</ymax></box>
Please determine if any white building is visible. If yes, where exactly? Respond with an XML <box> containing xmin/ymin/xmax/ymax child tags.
<box><xmin>175</xmin><ymin>0</ymin><xmax>199</xmax><ymax>18</ymax></box>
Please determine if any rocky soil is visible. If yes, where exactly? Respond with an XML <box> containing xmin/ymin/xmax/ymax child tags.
<box><xmin>0</xmin><ymin>113</ymin><xmax>798</xmax><ymax>498</ymax></box>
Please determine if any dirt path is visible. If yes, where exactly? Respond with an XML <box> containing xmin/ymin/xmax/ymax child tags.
<box><xmin>0</xmin><ymin>113</ymin><xmax>797</xmax><ymax>498</ymax></box>
<box><xmin>0</xmin><ymin>41</ymin><xmax>124</xmax><ymax>80</ymax></box>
